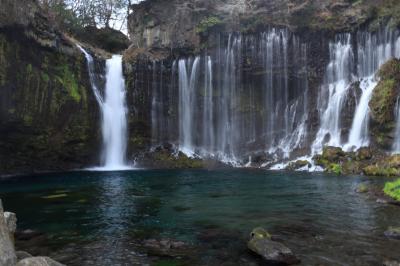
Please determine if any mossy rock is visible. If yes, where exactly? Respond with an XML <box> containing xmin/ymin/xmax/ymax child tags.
<box><xmin>322</xmin><ymin>146</ymin><xmax>346</xmax><ymax>162</ymax></box>
<box><xmin>363</xmin><ymin>165</ymin><xmax>400</xmax><ymax>177</ymax></box>
<box><xmin>286</xmin><ymin>160</ymin><xmax>311</xmax><ymax>171</ymax></box>
<box><xmin>384</xmin><ymin>179</ymin><xmax>400</xmax><ymax>201</ymax></box>
<box><xmin>250</xmin><ymin>227</ymin><xmax>271</xmax><ymax>240</ymax></box>
<box><xmin>378</xmin><ymin>58</ymin><xmax>400</xmax><ymax>81</ymax></box>
<box><xmin>356</xmin><ymin>147</ymin><xmax>373</xmax><ymax>161</ymax></box>
<box><xmin>326</xmin><ymin>163</ymin><xmax>342</xmax><ymax>175</ymax></box>
<box><xmin>369</xmin><ymin>59</ymin><xmax>400</xmax><ymax>125</ymax></box>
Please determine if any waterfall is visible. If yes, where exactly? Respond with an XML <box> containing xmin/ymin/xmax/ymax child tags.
<box><xmin>78</xmin><ymin>46</ymin><xmax>130</xmax><ymax>170</ymax></box>
<box><xmin>156</xmin><ymin>29</ymin><xmax>310</xmax><ymax>165</ymax></box>
<box><xmin>202</xmin><ymin>56</ymin><xmax>214</xmax><ymax>154</ymax></box>
<box><xmin>101</xmin><ymin>55</ymin><xmax>129</xmax><ymax>169</ymax></box>
<box><xmin>147</xmin><ymin>26</ymin><xmax>400</xmax><ymax>167</ymax></box>
<box><xmin>312</xmin><ymin>34</ymin><xmax>354</xmax><ymax>154</ymax></box>
<box><xmin>345</xmin><ymin>28</ymin><xmax>400</xmax><ymax>150</ymax></box>
<box><xmin>393</xmin><ymin>98</ymin><xmax>400</xmax><ymax>153</ymax></box>
<box><xmin>77</xmin><ymin>45</ymin><xmax>103</xmax><ymax>105</ymax></box>
<box><xmin>178</xmin><ymin>57</ymin><xmax>200</xmax><ymax>156</ymax></box>
<box><xmin>313</xmin><ymin>27</ymin><xmax>400</xmax><ymax>153</ymax></box>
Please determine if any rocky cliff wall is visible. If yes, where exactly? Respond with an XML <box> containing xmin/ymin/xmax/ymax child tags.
<box><xmin>127</xmin><ymin>0</ymin><xmax>398</xmax><ymax>50</ymax></box>
<box><xmin>123</xmin><ymin>0</ymin><xmax>400</xmax><ymax>167</ymax></box>
<box><xmin>0</xmin><ymin>0</ymin><xmax>102</xmax><ymax>175</ymax></box>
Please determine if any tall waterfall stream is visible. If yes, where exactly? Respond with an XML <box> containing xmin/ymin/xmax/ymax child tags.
<box><xmin>78</xmin><ymin>46</ymin><xmax>131</xmax><ymax>170</ymax></box>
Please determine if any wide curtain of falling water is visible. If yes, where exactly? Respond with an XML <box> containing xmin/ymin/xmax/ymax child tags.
<box><xmin>150</xmin><ymin>29</ymin><xmax>310</xmax><ymax>165</ymax></box>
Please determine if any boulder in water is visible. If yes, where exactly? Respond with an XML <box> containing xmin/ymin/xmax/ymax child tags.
<box><xmin>384</xmin><ymin>226</ymin><xmax>400</xmax><ymax>239</ymax></box>
<box><xmin>247</xmin><ymin>227</ymin><xmax>299</xmax><ymax>265</ymax></box>
<box><xmin>16</xmin><ymin>257</ymin><xmax>65</xmax><ymax>266</ymax></box>
<box><xmin>4</xmin><ymin>212</ymin><xmax>17</xmax><ymax>244</ymax></box>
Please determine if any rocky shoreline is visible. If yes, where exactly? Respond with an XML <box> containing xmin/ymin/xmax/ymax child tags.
<box><xmin>0</xmin><ymin>199</ymin><xmax>64</xmax><ymax>266</ymax></box>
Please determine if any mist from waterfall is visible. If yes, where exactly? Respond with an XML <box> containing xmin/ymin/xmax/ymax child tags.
<box><xmin>78</xmin><ymin>46</ymin><xmax>130</xmax><ymax>170</ymax></box>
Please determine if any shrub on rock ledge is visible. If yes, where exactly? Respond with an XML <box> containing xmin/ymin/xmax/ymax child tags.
<box><xmin>384</xmin><ymin>179</ymin><xmax>400</xmax><ymax>201</ymax></box>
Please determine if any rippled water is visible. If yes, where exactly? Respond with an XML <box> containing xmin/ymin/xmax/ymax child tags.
<box><xmin>0</xmin><ymin>170</ymin><xmax>399</xmax><ymax>265</ymax></box>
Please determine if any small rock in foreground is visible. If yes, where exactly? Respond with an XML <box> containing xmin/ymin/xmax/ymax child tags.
<box><xmin>247</xmin><ymin>227</ymin><xmax>300</xmax><ymax>265</ymax></box>
<box><xmin>384</xmin><ymin>226</ymin><xmax>400</xmax><ymax>239</ymax></box>
<box><xmin>16</xmin><ymin>257</ymin><xmax>65</xmax><ymax>266</ymax></box>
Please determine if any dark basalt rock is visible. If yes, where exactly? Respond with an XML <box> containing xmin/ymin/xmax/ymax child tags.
<box><xmin>73</xmin><ymin>26</ymin><xmax>129</xmax><ymax>54</ymax></box>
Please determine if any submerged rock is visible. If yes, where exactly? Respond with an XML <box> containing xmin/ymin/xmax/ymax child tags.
<box><xmin>247</xmin><ymin>227</ymin><xmax>299</xmax><ymax>265</ymax></box>
<box><xmin>16</xmin><ymin>257</ymin><xmax>65</xmax><ymax>266</ymax></box>
<box><xmin>384</xmin><ymin>227</ymin><xmax>400</xmax><ymax>239</ymax></box>
<box><xmin>143</xmin><ymin>238</ymin><xmax>193</xmax><ymax>257</ymax></box>
<box><xmin>356</xmin><ymin>183</ymin><xmax>369</xmax><ymax>193</ymax></box>
<box><xmin>0</xmin><ymin>199</ymin><xmax>17</xmax><ymax>266</ymax></box>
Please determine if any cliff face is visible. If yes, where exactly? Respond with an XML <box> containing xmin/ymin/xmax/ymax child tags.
<box><xmin>127</xmin><ymin>0</ymin><xmax>394</xmax><ymax>50</ymax></box>
<box><xmin>0</xmin><ymin>0</ymin><xmax>102</xmax><ymax>175</ymax></box>
<box><xmin>123</xmin><ymin>0</ymin><xmax>400</xmax><ymax>167</ymax></box>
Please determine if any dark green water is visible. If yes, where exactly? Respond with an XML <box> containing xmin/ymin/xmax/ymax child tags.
<box><xmin>0</xmin><ymin>169</ymin><xmax>399</xmax><ymax>265</ymax></box>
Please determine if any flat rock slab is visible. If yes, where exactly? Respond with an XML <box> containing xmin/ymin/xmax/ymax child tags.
<box><xmin>16</xmin><ymin>257</ymin><xmax>65</xmax><ymax>266</ymax></box>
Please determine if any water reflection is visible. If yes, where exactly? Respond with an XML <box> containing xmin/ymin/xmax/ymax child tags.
<box><xmin>0</xmin><ymin>170</ymin><xmax>399</xmax><ymax>265</ymax></box>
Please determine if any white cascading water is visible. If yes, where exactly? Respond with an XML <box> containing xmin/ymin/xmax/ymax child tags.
<box><xmin>314</xmin><ymin>28</ymin><xmax>400</xmax><ymax>154</ymax></box>
<box><xmin>312</xmin><ymin>34</ymin><xmax>354</xmax><ymax>154</ymax></box>
<box><xmin>178</xmin><ymin>57</ymin><xmax>200</xmax><ymax>156</ymax></box>
<box><xmin>345</xmin><ymin>28</ymin><xmax>400</xmax><ymax>150</ymax></box>
<box><xmin>169</xmin><ymin>30</ymin><xmax>309</xmax><ymax>165</ymax></box>
<box><xmin>148</xmin><ymin>26</ymin><xmax>400</xmax><ymax>167</ymax></box>
<box><xmin>393</xmin><ymin>99</ymin><xmax>400</xmax><ymax>153</ymax></box>
<box><xmin>78</xmin><ymin>46</ymin><xmax>130</xmax><ymax>170</ymax></box>
<box><xmin>101</xmin><ymin>55</ymin><xmax>129</xmax><ymax>169</ymax></box>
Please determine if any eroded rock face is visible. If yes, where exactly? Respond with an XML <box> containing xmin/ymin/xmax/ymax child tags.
<box><xmin>0</xmin><ymin>199</ymin><xmax>17</xmax><ymax>266</ymax></box>
<box><xmin>128</xmin><ymin>0</ymin><xmax>379</xmax><ymax>50</ymax></box>
<box><xmin>0</xmin><ymin>0</ymin><xmax>102</xmax><ymax>175</ymax></box>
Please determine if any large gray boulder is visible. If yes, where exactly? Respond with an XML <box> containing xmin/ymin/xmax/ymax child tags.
<box><xmin>16</xmin><ymin>257</ymin><xmax>65</xmax><ymax>266</ymax></box>
<box><xmin>4</xmin><ymin>211</ymin><xmax>17</xmax><ymax>244</ymax></box>
<box><xmin>0</xmin><ymin>199</ymin><xmax>17</xmax><ymax>266</ymax></box>
<box><xmin>247</xmin><ymin>227</ymin><xmax>299</xmax><ymax>265</ymax></box>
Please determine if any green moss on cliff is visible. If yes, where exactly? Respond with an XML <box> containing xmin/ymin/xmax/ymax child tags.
<box><xmin>196</xmin><ymin>16</ymin><xmax>223</xmax><ymax>34</ymax></box>
<box><xmin>56</xmin><ymin>64</ymin><xmax>81</xmax><ymax>102</ymax></box>
<box><xmin>0</xmin><ymin>31</ymin><xmax>98</xmax><ymax>174</ymax></box>
<box><xmin>369</xmin><ymin>59</ymin><xmax>400</xmax><ymax>149</ymax></box>
<box><xmin>370</xmin><ymin>79</ymin><xmax>397</xmax><ymax>124</ymax></box>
